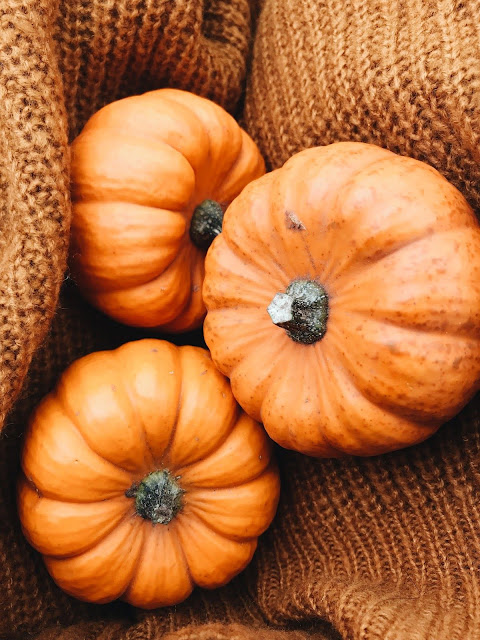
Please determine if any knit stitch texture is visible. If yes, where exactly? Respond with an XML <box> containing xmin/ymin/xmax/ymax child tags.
<box><xmin>244</xmin><ymin>0</ymin><xmax>480</xmax><ymax>215</ymax></box>
<box><xmin>2</xmin><ymin>0</ymin><xmax>480</xmax><ymax>639</ymax></box>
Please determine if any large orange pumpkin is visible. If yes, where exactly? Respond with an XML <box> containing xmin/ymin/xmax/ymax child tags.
<box><xmin>203</xmin><ymin>142</ymin><xmax>480</xmax><ymax>457</ymax></box>
<box><xmin>17</xmin><ymin>340</ymin><xmax>279</xmax><ymax>608</ymax></box>
<box><xmin>69</xmin><ymin>89</ymin><xmax>265</xmax><ymax>332</ymax></box>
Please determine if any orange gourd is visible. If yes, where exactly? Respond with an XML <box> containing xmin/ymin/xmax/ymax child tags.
<box><xmin>69</xmin><ymin>89</ymin><xmax>265</xmax><ymax>332</ymax></box>
<box><xmin>17</xmin><ymin>340</ymin><xmax>279</xmax><ymax>608</ymax></box>
<box><xmin>203</xmin><ymin>142</ymin><xmax>480</xmax><ymax>457</ymax></box>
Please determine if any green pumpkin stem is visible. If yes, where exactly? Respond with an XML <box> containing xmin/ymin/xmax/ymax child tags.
<box><xmin>267</xmin><ymin>279</ymin><xmax>329</xmax><ymax>345</ymax></box>
<box><xmin>127</xmin><ymin>470</ymin><xmax>184</xmax><ymax>525</ymax></box>
<box><xmin>189</xmin><ymin>199</ymin><xmax>225</xmax><ymax>250</ymax></box>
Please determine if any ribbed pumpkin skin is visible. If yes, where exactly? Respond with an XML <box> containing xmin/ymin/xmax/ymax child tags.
<box><xmin>203</xmin><ymin>142</ymin><xmax>480</xmax><ymax>458</ymax></box>
<box><xmin>17</xmin><ymin>340</ymin><xmax>279</xmax><ymax>608</ymax></box>
<box><xmin>69</xmin><ymin>89</ymin><xmax>265</xmax><ymax>332</ymax></box>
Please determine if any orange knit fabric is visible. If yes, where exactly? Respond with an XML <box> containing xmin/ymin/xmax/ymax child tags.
<box><xmin>2</xmin><ymin>1</ymin><xmax>480</xmax><ymax>639</ymax></box>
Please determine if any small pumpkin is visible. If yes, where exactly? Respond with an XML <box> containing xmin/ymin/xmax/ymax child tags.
<box><xmin>203</xmin><ymin>142</ymin><xmax>480</xmax><ymax>457</ymax></box>
<box><xmin>69</xmin><ymin>89</ymin><xmax>265</xmax><ymax>332</ymax></box>
<box><xmin>17</xmin><ymin>339</ymin><xmax>279</xmax><ymax>608</ymax></box>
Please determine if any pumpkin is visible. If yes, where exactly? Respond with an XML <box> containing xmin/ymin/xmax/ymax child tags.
<box><xmin>68</xmin><ymin>89</ymin><xmax>265</xmax><ymax>332</ymax></box>
<box><xmin>203</xmin><ymin>142</ymin><xmax>480</xmax><ymax>458</ymax></box>
<box><xmin>17</xmin><ymin>339</ymin><xmax>280</xmax><ymax>608</ymax></box>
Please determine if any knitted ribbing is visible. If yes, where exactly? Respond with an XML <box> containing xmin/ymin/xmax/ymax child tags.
<box><xmin>55</xmin><ymin>0</ymin><xmax>252</xmax><ymax>139</ymax></box>
<box><xmin>243</xmin><ymin>6</ymin><xmax>480</xmax><ymax>630</ymax></box>
<box><xmin>250</xmin><ymin>399</ymin><xmax>480</xmax><ymax>639</ymax></box>
<box><xmin>244</xmin><ymin>0</ymin><xmax>480</xmax><ymax>216</ymax></box>
<box><xmin>241</xmin><ymin>4</ymin><xmax>480</xmax><ymax>628</ymax></box>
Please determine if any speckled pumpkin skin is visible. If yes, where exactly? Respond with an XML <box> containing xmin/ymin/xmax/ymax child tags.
<box><xmin>203</xmin><ymin>142</ymin><xmax>480</xmax><ymax>457</ymax></box>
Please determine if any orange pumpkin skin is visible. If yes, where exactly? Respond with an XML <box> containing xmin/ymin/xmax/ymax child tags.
<box><xmin>203</xmin><ymin>142</ymin><xmax>480</xmax><ymax>458</ymax></box>
<box><xmin>69</xmin><ymin>89</ymin><xmax>265</xmax><ymax>332</ymax></box>
<box><xmin>17</xmin><ymin>340</ymin><xmax>279</xmax><ymax>608</ymax></box>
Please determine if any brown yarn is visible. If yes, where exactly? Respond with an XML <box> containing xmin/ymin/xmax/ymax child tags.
<box><xmin>244</xmin><ymin>0</ymin><xmax>480</xmax><ymax>216</ymax></box>
<box><xmin>35</xmin><ymin>621</ymin><xmax>334</xmax><ymax>640</ymax></box>
<box><xmin>55</xmin><ymin>0</ymin><xmax>253</xmax><ymax>139</ymax></box>
<box><xmin>3</xmin><ymin>0</ymin><xmax>480</xmax><ymax>639</ymax></box>
<box><xmin>0</xmin><ymin>0</ymin><xmax>70</xmax><ymax>431</ymax></box>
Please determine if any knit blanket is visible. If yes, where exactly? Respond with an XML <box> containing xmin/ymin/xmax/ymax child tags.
<box><xmin>1</xmin><ymin>1</ymin><xmax>480</xmax><ymax>639</ymax></box>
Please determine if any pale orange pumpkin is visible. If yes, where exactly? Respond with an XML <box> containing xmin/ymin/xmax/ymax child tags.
<box><xmin>17</xmin><ymin>339</ymin><xmax>279</xmax><ymax>608</ymax></box>
<box><xmin>69</xmin><ymin>89</ymin><xmax>265</xmax><ymax>332</ymax></box>
<box><xmin>203</xmin><ymin>142</ymin><xmax>480</xmax><ymax>457</ymax></box>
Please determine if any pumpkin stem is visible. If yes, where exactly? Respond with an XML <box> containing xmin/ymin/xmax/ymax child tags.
<box><xmin>189</xmin><ymin>199</ymin><xmax>225</xmax><ymax>250</ymax></box>
<box><xmin>267</xmin><ymin>279</ymin><xmax>329</xmax><ymax>345</ymax></box>
<box><xmin>128</xmin><ymin>470</ymin><xmax>184</xmax><ymax>525</ymax></box>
